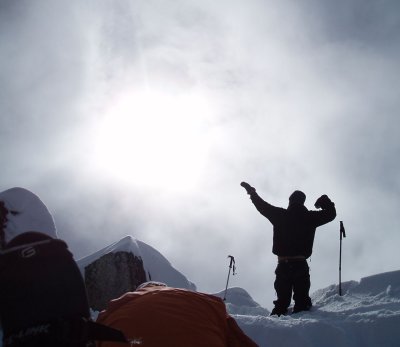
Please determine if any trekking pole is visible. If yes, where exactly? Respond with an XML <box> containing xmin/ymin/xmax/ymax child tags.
<box><xmin>339</xmin><ymin>221</ymin><xmax>346</xmax><ymax>296</ymax></box>
<box><xmin>223</xmin><ymin>255</ymin><xmax>236</xmax><ymax>301</ymax></box>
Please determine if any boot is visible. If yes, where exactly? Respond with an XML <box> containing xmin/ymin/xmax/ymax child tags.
<box><xmin>270</xmin><ymin>306</ymin><xmax>288</xmax><ymax>317</ymax></box>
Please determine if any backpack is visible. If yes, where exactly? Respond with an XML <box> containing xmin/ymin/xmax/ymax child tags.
<box><xmin>0</xmin><ymin>232</ymin><xmax>127</xmax><ymax>346</ymax></box>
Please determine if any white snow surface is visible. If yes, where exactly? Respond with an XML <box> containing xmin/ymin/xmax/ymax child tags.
<box><xmin>0</xmin><ymin>187</ymin><xmax>57</xmax><ymax>243</ymax></box>
<box><xmin>232</xmin><ymin>270</ymin><xmax>400</xmax><ymax>347</ymax></box>
<box><xmin>1</xmin><ymin>235</ymin><xmax>400</xmax><ymax>346</ymax></box>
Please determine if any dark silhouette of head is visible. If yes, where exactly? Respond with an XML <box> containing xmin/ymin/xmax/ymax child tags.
<box><xmin>289</xmin><ymin>190</ymin><xmax>306</xmax><ymax>206</ymax></box>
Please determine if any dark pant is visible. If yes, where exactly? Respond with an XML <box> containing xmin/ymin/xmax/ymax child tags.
<box><xmin>273</xmin><ymin>260</ymin><xmax>312</xmax><ymax>314</ymax></box>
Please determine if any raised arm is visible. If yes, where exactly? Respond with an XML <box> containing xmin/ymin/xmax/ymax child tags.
<box><xmin>309</xmin><ymin>194</ymin><xmax>337</xmax><ymax>227</ymax></box>
<box><xmin>241</xmin><ymin>182</ymin><xmax>283</xmax><ymax>223</ymax></box>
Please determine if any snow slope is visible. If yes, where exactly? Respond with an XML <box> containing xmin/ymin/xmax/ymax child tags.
<box><xmin>0</xmin><ymin>187</ymin><xmax>57</xmax><ymax>243</ymax></box>
<box><xmin>213</xmin><ymin>287</ymin><xmax>270</xmax><ymax>316</ymax></box>
<box><xmin>231</xmin><ymin>270</ymin><xmax>400</xmax><ymax>347</ymax></box>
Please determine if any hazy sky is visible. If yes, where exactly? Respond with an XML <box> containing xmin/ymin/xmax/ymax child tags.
<box><xmin>1</xmin><ymin>0</ymin><xmax>400</xmax><ymax>309</ymax></box>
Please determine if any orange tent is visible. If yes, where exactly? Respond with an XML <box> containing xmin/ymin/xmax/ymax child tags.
<box><xmin>96</xmin><ymin>284</ymin><xmax>258</xmax><ymax>347</ymax></box>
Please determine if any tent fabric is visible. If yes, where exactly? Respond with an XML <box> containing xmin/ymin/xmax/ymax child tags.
<box><xmin>96</xmin><ymin>286</ymin><xmax>258</xmax><ymax>347</ymax></box>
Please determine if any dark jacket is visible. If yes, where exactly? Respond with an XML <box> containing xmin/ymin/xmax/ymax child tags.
<box><xmin>250</xmin><ymin>194</ymin><xmax>336</xmax><ymax>258</ymax></box>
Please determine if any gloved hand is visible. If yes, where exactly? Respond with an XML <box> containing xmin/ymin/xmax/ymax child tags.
<box><xmin>314</xmin><ymin>195</ymin><xmax>334</xmax><ymax>209</ymax></box>
<box><xmin>240</xmin><ymin>182</ymin><xmax>256</xmax><ymax>196</ymax></box>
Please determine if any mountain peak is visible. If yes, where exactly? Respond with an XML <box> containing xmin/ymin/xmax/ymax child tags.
<box><xmin>77</xmin><ymin>235</ymin><xmax>196</xmax><ymax>292</ymax></box>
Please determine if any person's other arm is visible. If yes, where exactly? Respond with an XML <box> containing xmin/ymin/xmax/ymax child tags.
<box><xmin>310</xmin><ymin>194</ymin><xmax>337</xmax><ymax>226</ymax></box>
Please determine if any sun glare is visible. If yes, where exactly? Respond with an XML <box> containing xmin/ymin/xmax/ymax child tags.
<box><xmin>92</xmin><ymin>90</ymin><xmax>213</xmax><ymax>192</ymax></box>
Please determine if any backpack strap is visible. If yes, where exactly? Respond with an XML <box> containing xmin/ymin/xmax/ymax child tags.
<box><xmin>0</xmin><ymin>200</ymin><xmax>8</xmax><ymax>249</ymax></box>
<box><xmin>3</xmin><ymin>317</ymin><xmax>128</xmax><ymax>346</ymax></box>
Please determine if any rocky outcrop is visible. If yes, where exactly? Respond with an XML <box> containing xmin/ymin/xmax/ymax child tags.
<box><xmin>84</xmin><ymin>251</ymin><xmax>147</xmax><ymax>311</ymax></box>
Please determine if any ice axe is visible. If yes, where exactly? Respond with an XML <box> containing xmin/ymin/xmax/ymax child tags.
<box><xmin>339</xmin><ymin>221</ymin><xmax>346</xmax><ymax>296</ymax></box>
<box><xmin>223</xmin><ymin>255</ymin><xmax>236</xmax><ymax>301</ymax></box>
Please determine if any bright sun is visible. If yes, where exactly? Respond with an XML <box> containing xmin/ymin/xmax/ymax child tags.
<box><xmin>91</xmin><ymin>90</ymin><xmax>214</xmax><ymax>192</ymax></box>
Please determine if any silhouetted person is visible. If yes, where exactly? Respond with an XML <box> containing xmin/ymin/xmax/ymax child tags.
<box><xmin>241</xmin><ymin>182</ymin><xmax>336</xmax><ymax>316</ymax></box>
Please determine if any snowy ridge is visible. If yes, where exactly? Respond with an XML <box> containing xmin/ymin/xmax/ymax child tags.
<box><xmin>77</xmin><ymin>235</ymin><xmax>196</xmax><ymax>291</ymax></box>
<box><xmin>0</xmin><ymin>187</ymin><xmax>57</xmax><ymax>243</ymax></box>
<box><xmin>213</xmin><ymin>287</ymin><xmax>270</xmax><ymax>316</ymax></box>
<box><xmin>77</xmin><ymin>236</ymin><xmax>143</xmax><ymax>270</ymax></box>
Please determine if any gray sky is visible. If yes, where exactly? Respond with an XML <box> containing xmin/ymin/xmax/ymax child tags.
<box><xmin>1</xmin><ymin>0</ymin><xmax>400</xmax><ymax>309</ymax></box>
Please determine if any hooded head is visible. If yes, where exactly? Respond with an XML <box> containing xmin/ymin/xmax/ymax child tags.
<box><xmin>288</xmin><ymin>190</ymin><xmax>306</xmax><ymax>207</ymax></box>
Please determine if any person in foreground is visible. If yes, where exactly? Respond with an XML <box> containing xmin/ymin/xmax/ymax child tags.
<box><xmin>96</xmin><ymin>281</ymin><xmax>258</xmax><ymax>347</ymax></box>
<box><xmin>241</xmin><ymin>182</ymin><xmax>336</xmax><ymax>316</ymax></box>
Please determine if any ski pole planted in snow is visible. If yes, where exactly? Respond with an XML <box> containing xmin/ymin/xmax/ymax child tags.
<box><xmin>223</xmin><ymin>255</ymin><xmax>236</xmax><ymax>301</ymax></box>
<box><xmin>339</xmin><ymin>221</ymin><xmax>346</xmax><ymax>296</ymax></box>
